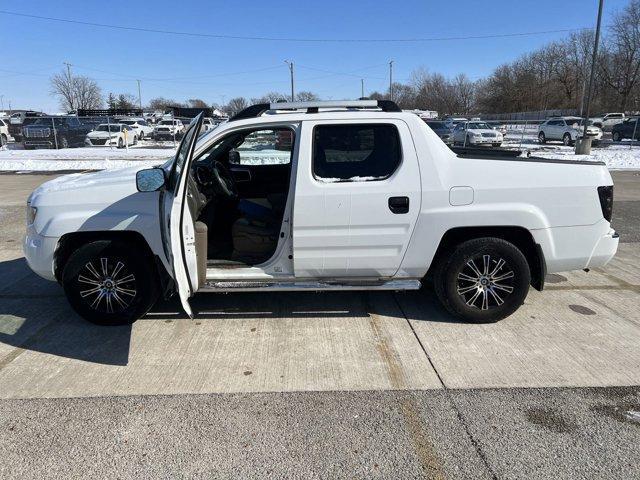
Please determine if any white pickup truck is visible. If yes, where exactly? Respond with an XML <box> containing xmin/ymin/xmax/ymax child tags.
<box><xmin>24</xmin><ymin>100</ymin><xmax>618</xmax><ymax>326</ymax></box>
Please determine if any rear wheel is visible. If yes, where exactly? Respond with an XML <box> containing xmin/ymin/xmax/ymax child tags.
<box><xmin>613</xmin><ymin>131</ymin><xmax>621</xmax><ymax>142</ymax></box>
<box><xmin>538</xmin><ymin>131</ymin><xmax>546</xmax><ymax>143</ymax></box>
<box><xmin>58</xmin><ymin>136</ymin><xmax>69</xmax><ymax>149</ymax></box>
<box><xmin>432</xmin><ymin>237</ymin><xmax>531</xmax><ymax>323</ymax></box>
<box><xmin>0</xmin><ymin>134</ymin><xmax>6</xmax><ymax>146</ymax></box>
<box><xmin>62</xmin><ymin>240</ymin><xmax>159</xmax><ymax>325</ymax></box>
<box><xmin>117</xmin><ymin>138</ymin><xmax>124</xmax><ymax>149</ymax></box>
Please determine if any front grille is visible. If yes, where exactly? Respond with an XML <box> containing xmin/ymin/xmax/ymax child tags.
<box><xmin>90</xmin><ymin>138</ymin><xmax>107</xmax><ymax>146</ymax></box>
<box><xmin>24</xmin><ymin>128</ymin><xmax>51</xmax><ymax>138</ymax></box>
<box><xmin>156</xmin><ymin>127</ymin><xmax>170</xmax><ymax>132</ymax></box>
<box><xmin>481</xmin><ymin>132</ymin><xmax>496</xmax><ymax>138</ymax></box>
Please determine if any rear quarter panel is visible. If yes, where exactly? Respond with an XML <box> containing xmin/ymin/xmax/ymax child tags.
<box><xmin>398</xmin><ymin>116</ymin><xmax>613</xmax><ymax>277</ymax></box>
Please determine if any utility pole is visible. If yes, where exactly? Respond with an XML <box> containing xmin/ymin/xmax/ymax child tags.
<box><xmin>361</xmin><ymin>79</ymin><xmax>364</xmax><ymax>98</ymax></box>
<box><xmin>577</xmin><ymin>0</ymin><xmax>604</xmax><ymax>155</ymax></box>
<box><xmin>136</xmin><ymin>80</ymin><xmax>142</xmax><ymax>109</ymax></box>
<box><xmin>389</xmin><ymin>60</ymin><xmax>394</xmax><ymax>101</ymax></box>
<box><xmin>63</xmin><ymin>62</ymin><xmax>73</xmax><ymax>110</ymax></box>
<box><xmin>285</xmin><ymin>60</ymin><xmax>295</xmax><ymax>102</ymax></box>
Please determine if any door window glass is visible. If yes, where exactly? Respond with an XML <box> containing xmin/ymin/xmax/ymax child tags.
<box><xmin>170</xmin><ymin>119</ymin><xmax>199</xmax><ymax>192</ymax></box>
<box><xmin>229</xmin><ymin>129</ymin><xmax>294</xmax><ymax>165</ymax></box>
<box><xmin>312</xmin><ymin>124</ymin><xmax>401</xmax><ymax>181</ymax></box>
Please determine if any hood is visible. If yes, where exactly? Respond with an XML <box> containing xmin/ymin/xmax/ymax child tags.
<box><xmin>87</xmin><ymin>130</ymin><xmax>115</xmax><ymax>138</ymax></box>
<box><xmin>29</xmin><ymin>165</ymin><xmax>147</xmax><ymax>207</ymax></box>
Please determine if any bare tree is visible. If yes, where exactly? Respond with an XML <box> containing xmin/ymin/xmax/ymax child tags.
<box><xmin>251</xmin><ymin>92</ymin><xmax>288</xmax><ymax>104</ymax></box>
<box><xmin>50</xmin><ymin>70</ymin><xmax>103</xmax><ymax>111</ymax></box>
<box><xmin>295</xmin><ymin>91</ymin><xmax>320</xmax><ymax>102</ymax></box>
<box><xmin>187</xmin><ymin>98</ymin><xmax>209</xmax><ymax>108</ymax></box>
<box><xmin>148</xmin><ymin>97</ymin><xmax>183</xmax><ymax>110</ymax></box>
<box><xmin>225</xmin><ymin>97</ymin><xmax>248</xmax><ymax>116</ymax></box>
<box><xmin>601</xmin><ymin>0</ymin><xmax>640</xmax><ymax>110</ymax></box>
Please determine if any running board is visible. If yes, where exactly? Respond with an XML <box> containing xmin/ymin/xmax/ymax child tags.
<box><xmin>200</xmin><ymin>279</ymin><xmax>421</xmax><ymax>293</ymax></box>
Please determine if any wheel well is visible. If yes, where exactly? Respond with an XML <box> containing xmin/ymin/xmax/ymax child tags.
<box><xmin>54</xmin><ymin>231</ymin><xmax>171</xmax><ymax>289</ymax></box>
<box><xmin>428</xmin><ymin>226</ymin><xmax>546</xmax><ymax>291</ymax></box>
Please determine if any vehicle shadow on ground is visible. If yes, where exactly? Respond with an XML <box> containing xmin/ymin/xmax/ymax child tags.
<box><xmin>0</xmin><ymin>257</ymin><xmax>463</xmax><ymax>367</ymax></box>
<box><xmin>0</xmin><ymin>257</ymin><xmax>132</xmax><ymax>366</ymax></box>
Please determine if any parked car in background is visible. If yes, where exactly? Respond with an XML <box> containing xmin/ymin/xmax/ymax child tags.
<box><xmin>85</xmin><ymin>124</ymin><xmax>138</xmax><ymax>148</ymax></box>
<box><xmin>538</xmin><ymin>117</ymin><xmax>602</xmax><ymax>146</ymax></box>
<box><xmin>591</xmin><ymin>113</ymin><xmax>625</xmax><ymax>131</ymax></box>
<box><xmin>0</xmin><ymin>118</ymin><xmax>9</xmax><ymax>146</ymax></box>
<box><xmin>24</xmin><ymin>101</ymin><xmax>618</xmax><ymax>327</ymax></box>
<box><xmin>452</xmin><ymin>121</ymin><xmax>503</xmax><ymax>147</ymax></box>
<box><xmin>444</xmin><ymin>117</ymin><xmax>468</xmax><ymax>130</ymax></box>
<box><xmin>611</xmin><ymin>117</ymin><xmax>639</xmax><ymax>141</ymax></box>
<box><xmin>116</xmin><ymin>117</ymin><xmax>154</xmax><ymax>140</ymax></box>
<box><xmin>22</xmin><ymin>116</ymin><xmax>93</xmax><ymax>149</ymax></box>
<box><xmin>423</xmin><ymin>120</ymin><xmax>453</xmax><ymax>144</ymax></box>
<box><xmin>202</xmin><ymin>118</ymin><xmax>218</xmax><ymax>132</ymax></box>
<box><xmin>8</xmin><ymin>111</ymin><xmax>47</xmax><ymax>142</ymax></box>
<box><xmin>493</xmin><ymin>124</ymin><xmax>508</xmax><ymax>137</ymax></box>
<box><xmin>153</xmin><ymin>119</ymin><xmax>185</xmax><ymax>140</ymax></box>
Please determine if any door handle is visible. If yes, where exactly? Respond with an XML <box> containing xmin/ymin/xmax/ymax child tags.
<box><xmin>388</xmin><ymin>196</ymin><xmax>409</xmax><ymax>214</ymax></box>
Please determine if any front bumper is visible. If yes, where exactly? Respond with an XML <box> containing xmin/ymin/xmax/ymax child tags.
<box><xmin>24</xmin><ymin>226</ymin><xmax>58</xmax><ymax>281</ymax></box>
<box><xmin>469</xmin><ymin>137</ymin><xmax>502</xmax><ymax>145</ymax></box>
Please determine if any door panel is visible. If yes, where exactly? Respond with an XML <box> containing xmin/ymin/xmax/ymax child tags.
<box><xmin>293</xmin><ymin>120</ymin><xmax>421</xmax><ymax>278</ymax></box>
<box><xmin>166</xmin><ymin>114</ymin><xmax>204</xmax><ymax>317</ymax></box>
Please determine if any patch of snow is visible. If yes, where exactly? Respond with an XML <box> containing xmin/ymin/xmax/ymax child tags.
<box><xmin>0</xmin><ymin>144</ymin><xmax>174</xmax><ymax>171</ymax></box>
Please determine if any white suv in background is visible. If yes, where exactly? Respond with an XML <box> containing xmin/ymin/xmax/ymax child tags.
<box><xmin>153</xmin><ymin>119</ymin><xmax>185</xmax><ymax>140</ymax></box>
<box><xmin>0</xmin><ymin>118</ymin><xmax>9</xmax><ymax>146</ymax></box>
<box><xmin>538</xmin><ymin>117</ymin><xmax>603</xmax><ymax>146</ymax></box>
<box><xmin>591</xmin><ymin>113</ymin><xmax>625</xmax><ymax>131</ymax></box>
<box><xmin>116</xmin><ymin>118</ymin><xmax>154</xmax><ymax>140</ymax></box>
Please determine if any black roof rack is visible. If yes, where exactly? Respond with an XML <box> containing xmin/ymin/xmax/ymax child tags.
<box><xmin>230</xmin><ymin>100</ymin><xmax>402</xmax><ymax>122</ymax></box>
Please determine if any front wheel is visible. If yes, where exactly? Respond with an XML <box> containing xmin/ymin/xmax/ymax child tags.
<box><xmin>117</xmin><ymin>138</ymin><xmax>124</xmax><ymax>149</ymax></box>
<box><xmin>432</xmin><ymin>237</ymin><xmax>531</xmax><ymax>323</ymax></box>
<box><xmin>0</xmin><ymin>134</ymin><xmax>6</xmax><ymax>146</ymax></box>
<box><xmin>62</xmin><ymin>240</ymin><xmax>159</xmax><ymax>325</ymax></box>
<box><xmin>612</xmin><ymin>131</ymin><xmax>621</xmax><ymax>142</ymax></box>
<box><xmin>562</xmin><ymin>133</ymin><xmax>573</xmax><ymax>146</ymax></box>
<box><xmin>538</xmin><ymin>132</ymin><xmax>546</xmax><ymax>144</ymax></box>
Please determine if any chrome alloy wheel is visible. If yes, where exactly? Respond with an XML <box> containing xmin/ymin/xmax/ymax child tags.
<box><xmin>456</xmin><ymin>254</ymin><xmax>515</xmax><ymax>310</ymax></box>
<box><xmin>78</xmin><ymin>258</ymin><xmax>137</xmax><ymax>313</ymax></box>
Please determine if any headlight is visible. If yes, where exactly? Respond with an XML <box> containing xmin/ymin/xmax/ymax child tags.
<box><xmin>26</xmin><ymin>204</ymin><xmax>37</xmax><ymax>225</ymax></box>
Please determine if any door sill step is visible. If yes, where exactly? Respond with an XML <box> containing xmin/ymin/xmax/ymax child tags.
<box><xmin>200</xmin><ymin>279</ymin><xmax>421</xmax><ymax>293</ymax></box>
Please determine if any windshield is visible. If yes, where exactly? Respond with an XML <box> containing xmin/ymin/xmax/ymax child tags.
<box><xmin>119</xmin><ymin>120</ymin><xmax>135</xmax><ymax>125</ymax></box>
<box><xmin>467</xmin><ymin>122</ymin><xmax>492</xmax><ymax>130</ymax></box>
<box><xmin>96</xmin><ymin>124</ymin><xmax>121</xmax><ymax>132</ymax></box>
<box><xmin>30</xmin><ymin>118</ymin><xmax>53</xmax><ymax>126</ymax></box>
<box><xmin>159</xmin><ymin>120</ymin><xmax>174</xmax><ymax>125</ymax></box>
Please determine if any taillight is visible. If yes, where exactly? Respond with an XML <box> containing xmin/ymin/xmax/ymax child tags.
<box><xmin>597</xmin><ymin>185</ymin><xmax>613</xmax><ymax>222</ymax></box>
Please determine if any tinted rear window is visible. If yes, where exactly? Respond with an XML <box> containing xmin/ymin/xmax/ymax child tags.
<box><xmin>313</xmin><ymin>124</ymin><xmax>401</xmax><ymax>181</ymax></box>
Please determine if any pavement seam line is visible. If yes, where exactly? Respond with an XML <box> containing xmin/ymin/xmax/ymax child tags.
<box><xmin>0</xmin><ymin>319</ymin><xmax>60</xmax><ymax>373</ymax></box>
<box><xmin>364</xmin><ymin>293</ymin><xmax>445</xmax><ymax>478</ymax></box>
<box><xmin>393</xmin><ymin>293</ymin><xmax>500</xmax><ymax>480</ymax></box>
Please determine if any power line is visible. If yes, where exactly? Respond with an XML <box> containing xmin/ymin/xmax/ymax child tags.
<box><xmin>0</xmin><ymin>10</ymin><xmax>593</xmax><ymax>43</ymax></box>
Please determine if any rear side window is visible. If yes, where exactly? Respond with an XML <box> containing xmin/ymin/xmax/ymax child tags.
<box><xmin>313</xmin><ymin>124</ymin><xmax>401</xmax><ymax>181</ymax></box>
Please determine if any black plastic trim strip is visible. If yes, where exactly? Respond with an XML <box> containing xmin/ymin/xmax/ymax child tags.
<box><xmin>456</xmin><ymin>153</ymin><xmax>606</xmax><ymax>166</ymax></box>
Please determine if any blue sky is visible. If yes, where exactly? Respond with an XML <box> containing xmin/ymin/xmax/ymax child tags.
<box><xmin>0</xmin><ymin>0</ymin><xmax>630</xmax><ymax>112</ymax></box>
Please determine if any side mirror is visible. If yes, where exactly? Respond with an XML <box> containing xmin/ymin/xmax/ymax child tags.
<box><xmin>229</xmin><ymin>150</ymin><xmax>240</xmax><ymax>164</ymax></box>
<box><xmin>136</xmin><ymin>168</ymin><xmax>165</xmax><ymax>192</ymax></box>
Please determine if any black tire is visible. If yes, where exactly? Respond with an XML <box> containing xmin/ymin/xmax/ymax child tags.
<box><xmin>538</xmin><ymin>131</ymin><xmax>546</xmax><ymax>144</ymax></box>
<box><xmin>432</xmin><ymin>237</ymin><xmax>531</xmax><ymax>323</ymax></box>
<box><xmin>139</xmin><ymin>131</ymin><xmax>144</xmax><ymax>140</ymax></box>
<box><xmin>118</xmin><ymin>138</ymin><xmax>124</xmax><ymax>149</ymax></box>
<box><xmin>612</xmin><ymin>131</ymin><xmax>621</xmax><ymax>142</ymax></box>
<box><xmin>58</xmin><ymin>136</ymin><xmax>69</xmax><ymax>149</ymax></box>
<box><xmin>562</xmin><ymin>133</ymin><xmax>573</xmax><ymax>146</ymax></box>
<box><xmin>62</xmin><ymin>240</ymin><xmax>159</xmax><ymax>326</ymax></box>
<box><xmin>133</xmin><ymin>135</ymin><xmax>138</xmax><ymax>145</ymax></box>
<box><xmin>0</xmin><ymin>134</ymin><xmax>6</xmax><ymax>146</ymax></box>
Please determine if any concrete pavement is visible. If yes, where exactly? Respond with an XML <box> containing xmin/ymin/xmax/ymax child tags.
<box><xmin>0</xmin><ymin>171</ymin><xmax>639</xmax><ymax>478</ymax></box>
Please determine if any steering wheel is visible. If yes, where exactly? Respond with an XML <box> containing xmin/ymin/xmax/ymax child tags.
<box><xmin>210</xmin><ymin>161</ymin><xmax>238</xmax><ymax>198</ymax></box>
